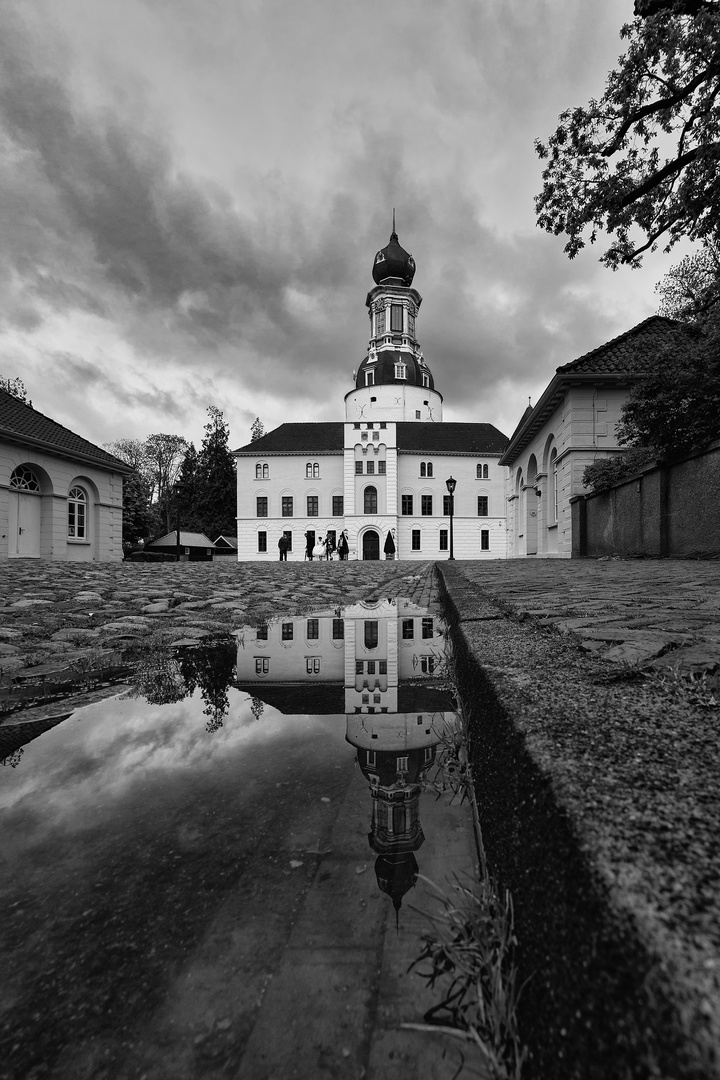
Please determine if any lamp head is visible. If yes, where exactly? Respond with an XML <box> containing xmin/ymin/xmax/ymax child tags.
<box><xmin>445</xmin><ymin>476</ymin><xmax>457</xmax><ymax>495</ymax></box>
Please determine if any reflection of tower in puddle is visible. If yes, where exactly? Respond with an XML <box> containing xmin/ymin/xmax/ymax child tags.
<box><xmin>343</xmin><ymin>600</ymin><xmax>455</xmax><ymax>915</ymax></box>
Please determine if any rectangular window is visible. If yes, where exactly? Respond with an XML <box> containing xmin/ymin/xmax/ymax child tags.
<box><xmin>443</xmin><ymin>494</ymin><xmax>452</xmax><ymax>515</ymax></box>
<box><xmin>477</xmin><ymin>496</ymin><xmax>489</xmax><ymax>516</ymax></box>
<box><xmin>394</xmin><ymin>362</ymin><xmax>407</xmax><ymax>379</ymax></box>
<box><xmin>376</xmin><ymin>308</ymin><xmax>386</xmax><ymax>335</ymax></box>
<box><xmin>366</xmin><ymin>750</ymin><xmax>377</xmax><ymax>768</ymax></box>
<box><xmin>421</xmin><ymin>495</ymin><xmax>432</xmax><ymax>516</ymax></box>
<box><xmin>364</xmin><ymin>621</ymin><xmax>379</xmax><ymax>649</ymax></box>
<box><xmin>367</xmin><ymin>661</ymin><xmax>376</xmax><ymax>674</ymax></box>
<box><xmin>256</xmin><ymin>625</ymin><xmax>268</xmax><ymax>640</ymax></box>
<box><xmin>390</xmin><ymin>304</ymin><xmax>403</xmax><ymax>332</ymax></box>
<box><xmin>366</xmin><ymin>460</ymin><xmax>374</xmax><ymax>475</ymax></box>
<box><xmin>307</xmin><ymin>496</ymin><xmax>318</xmax><ymax>516</ymax></box>
<box><xmin>372</xmin><ymin>431</ymin><xmax>379</xmax><ymax>440</ymax></box>
<box><xmin>365</xmin><ymin>370</ymin><xmax>375</xmax><ymax>386</ymax></box>
<box><xmin>408</xmin><ymin>312</ymin><xmax>415</xmax><ymax>336</ymax></box>
<box><xmin>355</xmin><ymin>461</ymin><xmax>363</xmax><ymax>475</ymax></box>
<box><xmin>481</xmin><ymin>529</ymin><xmax>490</xmax><ymax>551</ymax></box>
<box><xmin>402</xmin><ymin>619</ymin><xmax>414</xmax><ymax>640</ymax></box>
<box><xmin>380</xmin><ymin>422</ymin><xmax>386</xmax><ymax>429</ymax></box>
<box><xmin>422</xmin><ymin>618</ymin><xmax>433</xmax><ymax>639</ymax></box>
<box><xmin>257</xmin><ymin>496</ymin><xmax>268</xmax><ymax>517</ymax></box>
<box><xmin>332</xmin><ymin>618</ymin><xmax>344</xmax><ymax>640</ymax></box>
<box><xmin>306</xmin><ymin>619</ymin><xmax>319</xmax><ymax>640</ymax></box>
<box><xmin>439</xmin><ymin>529</ymin><xmax>448</xmax><ymax>550</ymax></box>
<box><xmin>379</xmin><ymin>660</ymin><xmax>387</xmax><ymax>675</ymax></box>
<box><xmin>396</xmin><ymin>755</ymin><xmax>409</xmax><ymax>773</ymax></box>
<box><xmin>373</xmin><ymin>693</ymin><xmax>381</xmax><ymax>703</ymax></box>
<box><xmin>420</xmin><ymin>656</ymin><xmax>435</xmax><ymax>674</ymax></box>
<box><xmin>411</xmin><ymin>529</ymin><xmax>421</xmax><ymax>551</ymax></box>
<box><xmin>258</xmin><ymin>531</ymin><xmax>267</xmax><ymax>553</ymax></box>
<box><xmin>356</xmin><ymin>660</ymin><xmax>364</xmax><ymax>674</ymax></box>
<box><xmin>401</xmin><ymin>494</ymin><xmax>413</xmax><ymax>515</ymax></box>
<box><xmin>378</xmin><ymin>461</ymin><xmax>386</xmax><ymax>474</ymax></box>
<box><xmin>283</xmin><ymin>530</ymin><xmax>292</xmax><ymax>551</ymax></box>
<box><xmin>282</xmin><ymin>622</ymin><xmax>293</xmax><ymax>641</ymax></box>
<box><xmin>332</xmin><ymin>495</ymin><xmax>344</xmax><ymax>515</ymax></box>
<box><xmin>282</xmin><ymin>496</ymin><xmax>293</xmax><ymax>517</ymax></box>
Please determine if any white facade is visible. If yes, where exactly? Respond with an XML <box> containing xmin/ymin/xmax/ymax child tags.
<box><xmin>0</xmin><ymin>434</ymin><xmax>126</xmax><ymax>562</ymax></box>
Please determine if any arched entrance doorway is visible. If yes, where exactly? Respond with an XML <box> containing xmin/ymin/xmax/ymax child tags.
<box><xmin>362</xmin><ymin>530</ymin><xmax>380</xmax><ymax>560</ymax></box>
<box><xmin>9</xmin><ymin>465</ymin><xmax>42</xmax><ymax>558</ymax></box>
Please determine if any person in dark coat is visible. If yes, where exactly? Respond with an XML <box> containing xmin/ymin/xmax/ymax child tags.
<box><xmin>278</xmin><ymin>535</ymin><xmax>288</xmax><ymax>561</ymax></box>
<box><xmin>325</xmin><ymin>534</ymin><xmax>335</xmax><ymax>560</ymax></box>
<box><xmin>305</xmin><ymin>530</ymin><xmax>314</xmax><ymax>560</ymax></box>
<box><xmin>337</xmin><ymin>531</ymin><xmax>349</xmax><ymax>560</ymax></box>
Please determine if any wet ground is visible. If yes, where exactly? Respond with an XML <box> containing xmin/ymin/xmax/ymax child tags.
<box><xmin>1</xmin><ymin>583</ymin><xmax>489</xmax><ymax>1080</ymax></box>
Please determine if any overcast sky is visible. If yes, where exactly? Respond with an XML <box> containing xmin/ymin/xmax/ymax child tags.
<box><xmin>0</xmin><ymin>0</ymin><xmax>687</xmax><ymax>452</ymax></box>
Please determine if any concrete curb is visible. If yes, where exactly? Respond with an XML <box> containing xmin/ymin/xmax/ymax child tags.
<box><xmin>435</xmin><ymin>562</ymin><xmax>720</xmax><ymax>1080</ymax></box>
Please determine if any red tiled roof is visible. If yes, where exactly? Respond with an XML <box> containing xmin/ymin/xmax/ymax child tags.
<box><xmin>234</xmin><ymin>421</ymin><xmax>508</xmax><ymax>455</ymax></box>
<box><xmin>0</xmin><ymin>389</ymin><xmax>132</xmax><ymax>472</ymax></box>
<box><xmin>556</xmin><ymin>315</ymin><xmax>683</xmax><ymax>375</ymax></box>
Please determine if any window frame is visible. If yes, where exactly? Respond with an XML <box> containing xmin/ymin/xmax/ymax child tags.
<box><xmin>281</xmin><ymin>496</ymin><xmax>294</xmax><ymax>517</ymax></box>
<box><xmin>256</xmin><ymin>496</ymin><xmax>268</xmax><ymax>517</ymax></box>
<box><xmin>477</xmin><ymin>495</ymin><xmax>489</xmax><ymax>517</ymax></box>
<box><xmin>67</xmin><ymin>486</ymin><xmax>88</xmax><ymax>540</ymax></box>
<box><xmin>411</xmin><ymin>529</ymin><xmax>421</xmax><ymax>551</ymax></box>
<box><xmin>306</xmin><ymin>495</ymin><xmax>319</xmax><ymax>517</ymax></box>
<box><xmin>364</xmin><ymin>485</ymin><xmax>378</xmax><ymax>514</ymax></box>
<box><xmin>421</xmin><ymin>494</ymin><xmax>433</xmax><ymax>516</ymax></box>
<box><xmin>401</xmin><ymin>494</ymin><xmax>413</xmax><ymax>516</ymax></box>
<box><xmin>332</xmin><ymin>495</ymin><xmax>344</xmax><ymax>515</ymax></box>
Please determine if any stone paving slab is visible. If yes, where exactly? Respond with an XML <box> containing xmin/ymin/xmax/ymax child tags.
<box><xmin>447</xmin><ymin>559</ymin><xmax>720</xmax><ymax>675</ymax></box>
<box><xmin>436</xmin><ymin>559</ymin><xmax>720</xmax><ymax>1080</ymax></box>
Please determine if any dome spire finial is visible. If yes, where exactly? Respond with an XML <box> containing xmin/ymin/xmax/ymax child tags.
<box><xmin>392</xmin><ymin>207</ymin><xmax>397</xmax><ymax>239</ymax></box>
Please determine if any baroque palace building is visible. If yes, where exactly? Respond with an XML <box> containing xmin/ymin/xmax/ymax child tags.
<box><xmin>233</xmin><ymin>226</ymin><xmax>509</xmax><ymax>560</ymax></box>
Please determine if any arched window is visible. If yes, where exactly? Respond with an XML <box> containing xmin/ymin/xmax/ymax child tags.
<box><xmin>256</xmin><ymin>462</ymin><xmax>269</xmax><ymax>479</ymax></box>
<box><xmin>263</xmin><ymin>464</ymin><xmax>269</xmax><ymax>478</ymax></box>
<box><xmin>313</xmin><ymin>463</ymin><xmax>320</xmax><ymax>478</ymax></box>
<box><xmin>483</xmin><ymin>464</ymin><xmax>489</xmax><ymax>479</ymax></box>
<box><xmin>420</xmin><ymin>462</ymin><xmax>426</xmax><ymax>477</ymax></box>
<box><xmin>550</xmin><ymin>449</ymin><xmax>559</xmax><ymax>523</ymax></box>
<box><xmin>364</xmin><ymin>485</ymin><xmax>378</xmax><ymax>514</ymax></box>
<box><xmin>68</xmin><ymin>486</ymin><xmax>87</xmax><ymax>539</ymax></box>
<box><xmin>10</xmin><ymin>465</ymin><xmax>40</xmax><ymax>492</ymax></box>
<box><xmin>427</xmin><ymin>462</ymin><xmax>433</xmax><ymax>478</ymax></box>
<box><xmin>306</xmin><ymin>462</ymin><xmax>313</xmax><ymax>478</ymax></box>
<box><xmin>476</xmin><ymin>463</ymin><xmax>489</xmax><ymax>479</ymax></box>
<box><xmin>256</xmin><ymin>463</ymin><xmax>262</xmax><ymax>479</ymax></box>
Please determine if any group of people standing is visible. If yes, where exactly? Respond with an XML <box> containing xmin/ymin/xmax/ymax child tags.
<box><xmin>277</xmin><ymin>531</ymin><xmax>350</xmax><ymax>561</ymax></box>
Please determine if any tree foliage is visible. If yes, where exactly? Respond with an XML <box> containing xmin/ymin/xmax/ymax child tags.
<box><xmin>616</xmin><ymin>320</ymin><xmax>720</xmax><ymax>454</ymax></box>
<box><xmin>144</xmin><ymin>433</ymin><xmax>189</xmax><ymax>531</ymax></box>
<box><xmin>655</xmin><ymin>241</ymin><xmax>720</xmax><ymax>318</ymax></box>
<box><xmin>194</xmin><ymin>406</ymin><xmax>236</xmax><ymax>540</ymax></box>
<box><xmin>535</xmin><ymin>2</ymin><xmax>720</xmax><ymax>267</ymax></box>
<box><xmin>250</xmin><ymin>417</ymin><xmax>265</xmax><ymax>442</ymax></box>
<box><xmin>582</xmin><ymin>447</ymin><xmax>657</xmax><ymax>491</ymax></box>
<box><xmin>121</xmin><ymin>469</ymin><xmax>160</xmax><ymax>545</ymax></box>
<box><xmin>0</xmin><ymin>375</ymin><xmax>32</xmax><ymax>406</ymax></box>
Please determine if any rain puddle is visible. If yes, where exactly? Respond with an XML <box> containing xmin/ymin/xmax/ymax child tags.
<box><xmin>0</xmin><ymin>598</ymin><xmax>478</xmax><ymax>1079</ymax></box>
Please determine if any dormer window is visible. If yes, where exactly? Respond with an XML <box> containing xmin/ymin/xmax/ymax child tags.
<box><xmin>394</xmin><ymin>362</ymin><xmax>407</xmax><ymax>380</ymax></box>
<box><xmin>422</xmin><ymin>373</ymin><xmax>430</xmax><ymax>388</ymax></box>
<box><xmin>365</xmin><ymin>370</ymin><xmax>375</xmax><ymax>386</ymax></box>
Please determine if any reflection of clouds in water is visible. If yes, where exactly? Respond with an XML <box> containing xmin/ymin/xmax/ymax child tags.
<box><xmin>0</xmin><ymin>692</ymin><xmax>336</xmax><ymax>822</ymax></box>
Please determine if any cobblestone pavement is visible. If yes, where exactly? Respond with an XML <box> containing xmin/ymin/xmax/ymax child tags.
<box><xmin>448</xmin><ymin>558</ymin><xmax>720</xmax><ymax>674</ymax></box>
<box><xmin>0</xmin><ymin>561</ymin><xmax>438</xmax><ymax>718</ymax></box>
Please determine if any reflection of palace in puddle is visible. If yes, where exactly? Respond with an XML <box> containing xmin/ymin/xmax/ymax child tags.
<box><xmin>235</xmin><ymin>598</ymin><xmax>458</xmax><ymax>911</ymax></box>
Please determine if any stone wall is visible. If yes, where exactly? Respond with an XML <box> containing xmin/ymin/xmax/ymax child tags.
<box><xmin>572</xmin><ymin>440</ymin><xmax>720</xmax><ymax>558</ymax></box>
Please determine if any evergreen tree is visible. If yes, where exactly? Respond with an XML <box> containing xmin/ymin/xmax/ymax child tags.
<box><xmin>251</xmin><ymin>417</ymin><xmax>265</xmax><ymax>442</ymax></box>
<box><xmin>175</xmin><ymin>443</ymin><xmax>202</xmax><ymax>531</ymax></box>
<box><xmin>122</xmin><ymin>470</ymin><xmax>160</xmax><ymax>544</ymax></box>
<box><xmin>195</xmin><ymin>406</ymin><xmax>236</xmax><ymax>540</ymax></box>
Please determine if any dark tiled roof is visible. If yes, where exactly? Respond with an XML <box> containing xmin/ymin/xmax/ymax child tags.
<box><xmin>234</xmin><ymin>683</ymin><xmax>344</xmax><ymax>714</ymax></box>
<box><xmin>355</xmin><ymin>350</ymin><xmax>435</xmax><ymax>391</ymax></box>
<box><xmin>234</xmin><ymin>421</ymin><xmax>508</xmax><ymax>455</ymax></box>
<box><xmin>215</xmin><ymin>535</ymin><xmax>238</xmax><ymax>549</ymax></box>
<box><xmin>234</xmin><ymin>423</ymin><xmax>344</xmax><ymax>454</ymax></box>
<box><xmin>0</xmin><ymin>389</ymin><xmax>132</xmax><ymax>472</ymax></box>
<box><xmin>397</xmin><ymin>423</ymin><xmax>508</xmax><ymax>454</ymax></box>
<box><xmin>556</xmin><ymin>315</ymin><xmax>683</xmax><ymax>375</ymax></box>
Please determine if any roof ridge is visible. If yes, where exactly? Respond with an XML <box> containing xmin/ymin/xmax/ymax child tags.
<box><xmin>557</xmin><ymin>314</ymin><xmax>678</xmax><ymax>374</ymax></box>
<box><xmin>0</xmin><ymin>388</ymin><xmax>130</xmax><ymax>469</ymax></box>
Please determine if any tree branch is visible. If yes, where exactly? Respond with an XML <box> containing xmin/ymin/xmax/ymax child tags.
<box><xmin>602</xmin><ymin>66</ymin><xmax>720</xmax><ymax>156</ymax></box>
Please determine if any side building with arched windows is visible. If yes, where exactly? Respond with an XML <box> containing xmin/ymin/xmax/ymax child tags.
<box><xmin>499</xmin><ymin>316</ymin><xmax>680</xmax><ymax>558</ymax></box>
<box><xmin>0</xmin><ymin>388</ymin><xmax>131</xmax><ymax>561</ymax></box>
<box><xmin>233</xmin><ymin>227</ymin><xmax>509</xmax><ymax>560</ymax></box>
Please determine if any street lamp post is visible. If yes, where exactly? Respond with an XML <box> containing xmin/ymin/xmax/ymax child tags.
<box><xmin>446</xmin><ymin>476</ymin><xmax>456</xmax><ymax>561</ymax></box>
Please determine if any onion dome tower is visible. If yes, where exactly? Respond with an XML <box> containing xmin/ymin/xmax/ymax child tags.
<box><xmin>345</xmin><ymin>215</ymin><xmax>444</xmax><ymax>423</ymax></box>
